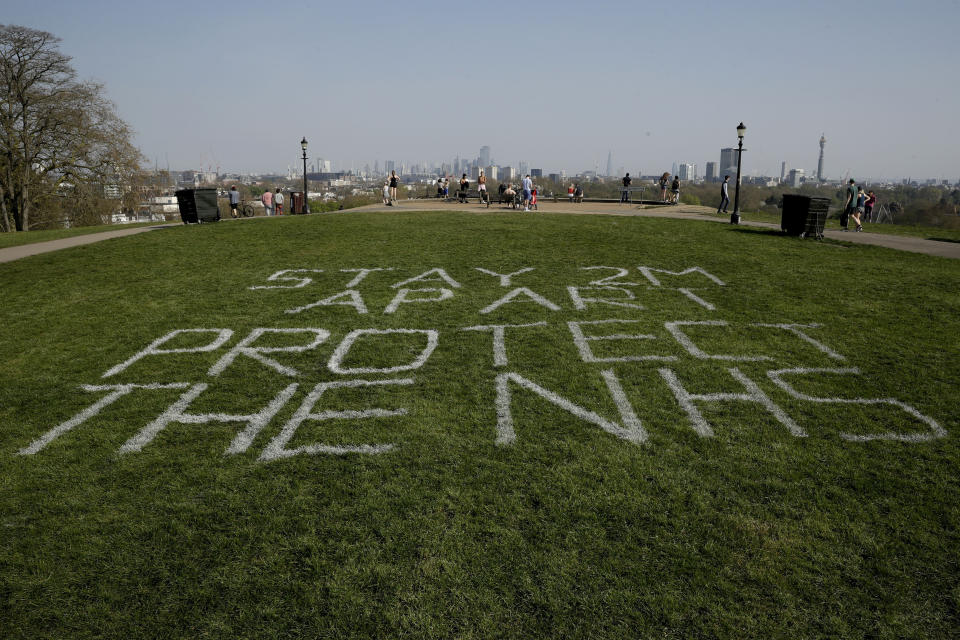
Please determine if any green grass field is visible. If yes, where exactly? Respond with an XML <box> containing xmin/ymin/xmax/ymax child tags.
<box><xmin>0</xmin><ymin>222</ymin><xmax>163</xmax><ymax>249</ymax></box>
<box><xmin>1</xmin><ymin>211</ymin><xmax>958</xmax><ymax>638</ymax></box>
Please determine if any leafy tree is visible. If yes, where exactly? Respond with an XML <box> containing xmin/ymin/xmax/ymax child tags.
<box><xmin>0</xmin><ymin>24</ymin><xmax>142</xmax><ymax>231</ymax></box>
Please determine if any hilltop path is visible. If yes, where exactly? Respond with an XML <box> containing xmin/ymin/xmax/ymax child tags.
<box><xmin>1</xmin><ymin>203</ymin><xmax>957</xmax><ymax>262</ymax></box>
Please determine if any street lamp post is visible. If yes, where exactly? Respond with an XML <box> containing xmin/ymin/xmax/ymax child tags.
<box><xmin>301</xmin><ymin>137</ymin><xmax>309</xmax><ymax>214</ymax></box>
<box><xmin>731</xmin><ymin>122</ymin><xmax>746</xmax><ymax>224</ymax></box>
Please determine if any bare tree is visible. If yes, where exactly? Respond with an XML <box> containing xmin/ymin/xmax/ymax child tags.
<box><xmin>0</xmin><ymin>24</ymin><xmax>142</xmax><ymax>231</ymax></box>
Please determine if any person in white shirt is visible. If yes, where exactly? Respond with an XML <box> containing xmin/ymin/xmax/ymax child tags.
<box><xmin>274</xmin><ymin>188</ymin><xmax>284</xmax><ymax>215</ymax></box>
<box><xmin>521</xmin><ymin>175</ymin><xmax>533</xmax><ymax>211</ymax></box>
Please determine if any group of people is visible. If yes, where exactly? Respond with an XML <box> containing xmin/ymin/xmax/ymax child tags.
<box><xmin>658</xmin><ymin>173</ymin><xmax>682</xmax><ymax>204</ymax></box>
<box><xmin>426</xmin><ymin>172</ymin><xmax>539</xmax><ymax>211</ymax></box>
<box><xmin>567</xmin><ymin>183</ymin><xmax>584</xmax><ymax>203</ymax></box>
<box><xmin>841</xmin><ymin>179</ymin><xmax>876</xmax><ymax>231</ymax></box>
<box><xmin>382</xmin><ymin>170</ymin><xmax>400</xmax><ymax>206</ymax></box>
<box><xmin>226</xmin><ymin>185</ymin><xmax>285</xmax><ymax>218</ymax></box>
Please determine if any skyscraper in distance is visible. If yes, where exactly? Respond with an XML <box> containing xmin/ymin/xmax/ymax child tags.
<box><xmin>817</xmin><ymin>134</ymin><xmax>826</xmax><ymax>182</ymax></box>
<box><xmin>606</xmin><ymin>151</ymin><xmax>613</xmax><ymax>177</ymax></box>
<box><xmin>479</xmin><ymin>146</ymin><xmax>491</xmax><ymax>167</ymax></box>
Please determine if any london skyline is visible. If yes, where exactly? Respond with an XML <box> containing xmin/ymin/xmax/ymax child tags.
<box><xmin>4</xmin><ymin>0</ymin><xmax>959</xmax><ymax>181</ymax></box>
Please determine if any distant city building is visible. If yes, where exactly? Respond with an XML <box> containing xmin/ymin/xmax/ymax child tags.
<box><xmin>470</xmin><ymin>166</ymin><xmax>480</xmax><ymax>180</ymax></box>
<box><xmin>781</xmin><ymin>161</ymin><xmax>789</xmax><ymax>182</ymax></box>
<box><xmin>548</xmin><ymin>173</ymin><xmax>561</xmax><ymax>183</ymax></box>
<box><xmin>531</xmin><ymin>168</ymin><xmax>543</xmax><ymax>178</ymax></box>
<box><xmin>787</xmin><ymin>168</ymin><xmax>805</xmax><ymax>188</ymax></box>
<box><xmin>606</xmin><ymin>151</ymin><xmax>613</xmax><ymax>177</ymax></box>
<box><xmin>705</xmin><ymin>162</ymin><xmax>718</xmax><ymax>182</ymax></box>
<box><xmin>479</xmin><ymin>146</ymin><xmax>491</xmax><ymax>167</ymax></box>
<box><xmin>501</xmin><ymin>166</ymin><xmax>516</xmax><ymax>181</ymax></box>
<box><xmin>486</xmin><ymin>165</ymin><xmax>498</xmax><ymax>180</ymax></box>
<box><xmin>385</xmin><ymin>160</ymin><xmax>396</xmax><ymax>174</ymax></box>
<box><xmin>720</xmin><ymin>148</ymin><xmax>738</xmax><ymax>177</ymax></box>
<box><xmin>518</xmin><ymin>162</ymin><xmax>529</xmax><ymax>176</ymax></box>
<box><xmin>678</xmin><ymin>163</ymin><xmax>695</xmax><ymax>181</ymax></box>
<box><xmin>817</xmin><ymin>134</ymin><xmax>826</xmax><ymax>182</ymax></box>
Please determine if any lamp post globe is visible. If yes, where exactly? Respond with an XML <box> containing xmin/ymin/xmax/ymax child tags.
<box><xmin>731</xmin><ymin>122</ymin><xmax>745</xmax><ymax>225</ymax></box>
<box><xmin>301</xmin><ymin>137</ymin><xmax>308</xmax><ymax>214</ymax></box>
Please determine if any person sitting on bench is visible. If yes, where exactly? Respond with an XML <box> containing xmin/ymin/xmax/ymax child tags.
<box><xmin>502</xmin><ymin>184</ymin><xmax>517</xmax><ymax>207</ymax></box>
<box><xmin>458</xmin><ymin>173</ymin><xmax>469</xmax><ymax>202</ymax></box>
<box><xmin>573</xmin><ymin>184</ymin><xmax>583</xmax><ymax>203</ymax></box>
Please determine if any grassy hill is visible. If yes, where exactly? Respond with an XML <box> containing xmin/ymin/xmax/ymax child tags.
<box><xmin>1</xmin><ymin>211</ymin><xmax>958</xmax><ymax>638</ymax></box>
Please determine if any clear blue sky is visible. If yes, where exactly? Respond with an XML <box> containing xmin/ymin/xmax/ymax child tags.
<box><xmin>6</xmin><ymin>0</ymin><xmax>960</xmax><ymax>181</ymax></box>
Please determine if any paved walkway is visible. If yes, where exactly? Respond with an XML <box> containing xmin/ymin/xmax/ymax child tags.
<box><xmin>0</xmin><ymin>223</ymin><xmax>181</xmax><ymax>264</ymax></box>
<box><xmin>1</xmin><ymin>204</ymin><xmax>958</xmax><ymax>262</ymax></box>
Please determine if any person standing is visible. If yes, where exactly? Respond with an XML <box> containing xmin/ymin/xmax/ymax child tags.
<box><xmin>389</xmin><ymin>170</ymin><xmax>400</xmax><ymax>206</ymax></box>
<box><xmin>274</xmin><ymin>188</ymin><xmax>284</xmax><ymax>215</ymax></box>
<box><xmin>718</xmin><ymin>175</ymin><xmax>730</xmax><ymax>214</ymax></box>
<box><xmin>864</xmin><ymin>190</ymin><xmax>877</xmax><ymax>222</ymax></box>
<box><xmin>841</xmin><ymin>178</ymin><xmax>857</xmax><ymax>231</ymax></box>
<box><xmin>478</xmin><ymin>170</ymin><xmax>488</xmax><ymax>204</ymax></box>
<box><xmin>382</xmin><ymin>182</ymin><xmax>391</xmax><ymax>205</ymax></box>
<box><xmin>670</xmin><ymin>175</ymin><xmax>680</xmax><ymax>204</ymax></box>
<box><xmin>659</xmin><ymin>173</ymin><xmax>670</xmax><ymax>202</ymax></box>
<box><xmin>228</xmin><ymin>185</ymin><xmax>240</xmax><ymax>218</ymax></box>
<box><xmin>621</xmin><ymin>173</ymin><xmax>632</xmax><ymax>203</ymax></box>
<box><xmin>261</xmin><ymin>188</ymin><xmax>274</xmax><ymax>216</ymax></box>
<box><xmin>522</xmin><ymin>174</ymin><xmax>533</xmax><ymax>211</ymax></box>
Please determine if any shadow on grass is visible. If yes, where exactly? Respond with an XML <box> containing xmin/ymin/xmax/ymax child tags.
<box><xmin>726</xmin><ymin>225</ymin><xmax>851</xmax><ymax>247</ymax></box>
<box><xmin>928</xmin><ymin>237</ymin><xmax>960</xmax><ymax>244</ymax></box>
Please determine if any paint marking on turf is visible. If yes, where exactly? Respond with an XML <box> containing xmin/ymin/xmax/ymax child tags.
<box><xmin>567</xmin><ymin>319</ymin><xmax>675</xmax><ymax>363</ymax></box>
<box><xmin>462</xmin><ymin>322</ymin><xmax>548</xmax><ymax>367</ymax></box>
<box><xmin>567</xmin><ymin>286</ymin><xmax>645</xmax><ymax>311</ymax></box>
<box><xmin>327</xmin><ymin>328</ymin><xmax>439</xmax><ymax>374</ymax></box>
<box><xmin>494</xmin><ymin>370</ymin><xmax>646</xmax><ymax>445</ymax></box>
<box><xmin>285</xmin><ymin>290</ymin><xmax>368</xmax><ymax>315</ymax></box>
<box><xmin>208</xmin><ymin>328</ymin><xmax>330</xmax><ymax>377</ymax></box>
<box><xmin>384</xmin><ymin>288</ymin><xmax>454</xmax><ymax>314</ymax></box>
<box><xmin>17</xmin><ymin>383</ymin><xmax>192</xmax><ymax>455</ymax></box>
<box><xmin>474</xmin><ymin>267</ymin><xmax>534</xmax><ymax>287</ymax></box>
<box><xmin>102</xmin><ymin>329</ymin><xmax>234</xmax><ymax>378</ymax></box>
<box><xmin>637</xmin><ymin>266</ymin><xmax>725</xmax><ymax>288</ymax></box>
<box><xmin>248</xmin><ymin>269</ymin><xmax>324</xmax><ymax>289</ymax></box>
<box><xmin>658</xmin><ymin>367</ymin><xmax>805</xmax><ymax>437</ymax></box>
<box><xmin>480</xmin><ymin>287</ymin><xmax>561</xmax><ymax>314</ymax></box>
<box><xmin>664</xmin><ymin>320</ymin><xmax>771</xmax><ymax>361</ymax></box>
<box><xmin>766</xmin><ymin>368</ymin><xmax>946</xmax><ymax>441</ymax></box>
<box><xmin>258</xmin><ymin>378</ymin><xmax>413</xmax><ymax>461</ymax></box>
<box><xmin>391</xmin><ymin>268</ymin><xmax>461</xmax><ymax>289</ymax></box>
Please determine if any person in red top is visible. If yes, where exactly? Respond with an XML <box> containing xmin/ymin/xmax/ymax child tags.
<box><xmin>864</xmin><ymin>191</ymin><xmax>877</xmax><ymax>222</ymax></box>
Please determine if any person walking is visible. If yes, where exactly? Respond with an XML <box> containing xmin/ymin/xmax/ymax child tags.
<box><xmin>621</xmin><ymin>172</ymin><xmax>632</xmax><ymax>203</ymax></box>
<box><xmin>522</xmin><ymin>174</ymin><xmax>533</xmax><ymax>211</ymax></box>
<box><xmin>718</xmin><ymin>175</ymin><xmax>730</xmax><ymax>214</ymax></box>
<box><xmin>382</xmin><ymin>181</ymin><xmax>391</xmax><ymax>205</ymax></box>
<box><xmin>659</xmin><ymin>173</ymin><xmax>670</xmax><ymax>202</ymax></box>
<box><xmin>841</xmin><ymin>178</ymin><xmax>857</xmax><ymax>231</ymax></box>
<box><xmin>853</xmin><ymin>186</ymin><xmax>866</xmax><ymax>232</ymax></box>
<box><xmin>670</xmin><ymin>175</ymin><xmax>680</xmax><ymax>204</ymax></box>
<box><xmin>274</xmin><ymin>188</ymin><xmax>284</xmax><ymax>215</ymax></box>
<box><xmin>228</xmin><ymin>185</ymin><xmax>240</xmax><ymax>218</ymax></box>
<box><xmin>261</xmin><ymin>188</ymin><xmax>274</xmax><ymax>216</ymax></box>
<box><xmin>864</xmin><ymin>190</ymin><xmax>877</xmax><ymax>222</ymax></box>
<box><xmin>388</xmin><ymin>170</ymin><xmax>400</xmax><ymax>206</ymax></box>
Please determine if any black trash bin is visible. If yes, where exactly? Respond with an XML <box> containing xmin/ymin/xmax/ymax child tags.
<box><xmin>781</xmin><ymin>194</ymin><xmax>830</xmax><ymax>239</ymax></box>
<box><xmin>176</xmin><ymin>188</ymin><xmax>220</xmax><ymax>224</ymax></box>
